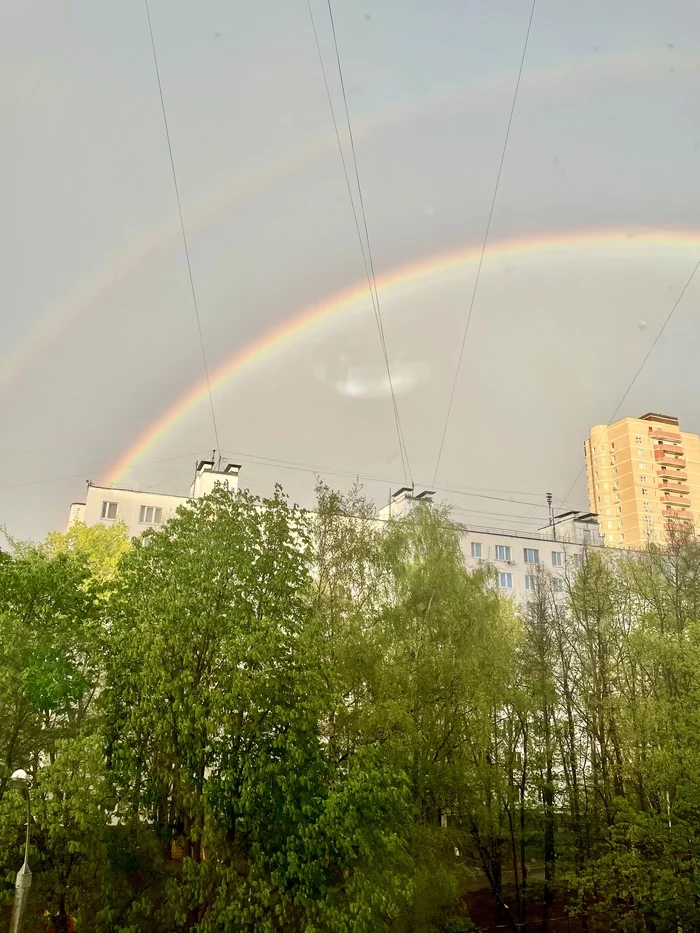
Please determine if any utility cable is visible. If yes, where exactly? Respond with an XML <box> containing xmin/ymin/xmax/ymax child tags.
<box><xmin>144</xmin><ymin>0</ymin><xmax>221</xmax><ymax>454</ymax></box>
<box><xmin>431</xmin><ymin>0</ymin><xmax>537</xmax><ymax>485</ymax></box>
<box><xmin>310</xmin><ymin>0</ymin><xmax>412</xmax><ymax>485</ymax></box>
<box><xmin>219</xmin><ymin>446</ymin><xmax>588</xmax><ymax>510</ymax></box>
<box><xmin>560</xmin><ymin>252</ymin><xmax>700</xmax><ymax>507</ymax></box>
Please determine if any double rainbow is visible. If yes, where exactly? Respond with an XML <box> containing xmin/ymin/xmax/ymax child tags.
<box><xmin>106</xmin><ymin>227</ymin><xmax>700</xmax><ymax>485</ymax></box>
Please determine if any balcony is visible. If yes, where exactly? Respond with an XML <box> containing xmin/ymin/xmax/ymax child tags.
<box><xmin>654</xmin><ymin>452</ymin><xmax>686</xmax><ymax>468</ymax></box>
<box><xmin>664</xmin><ymin>512</ymin><xmax>694</xmax><ymax>524</ymax></box>
<box><xmin>648</xmin><ymin>428</ymin><xmax>682</xmax><ymax>441</ymax></box>
<box><xmin>659</xmin><ymin>482</ymin><xmax>690</xmax><ymax>494</ymax></box>
<box><xmin>657</xmin><ymin>468</ymin><xmax>688</xmax><ymax>481</ymax></box>
<box><xmin>654</xmin><ymin>440</ymin><xmax>685</xmax><ymax>455</ymax></box>
<box><xmin>661</xmin><ymin>496</ymin><xmax>691</xmax><ymax>507</ymax></box>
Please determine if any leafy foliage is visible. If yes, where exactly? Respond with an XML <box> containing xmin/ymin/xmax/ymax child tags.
<box><xmin>5</xmin><ymin>485</ymin><xmax>700</xmax><ymax>931</ymax></box>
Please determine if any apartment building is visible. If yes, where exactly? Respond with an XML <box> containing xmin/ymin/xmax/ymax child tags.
<box><xmin>379</xmin><ymin>487</ymin><xmax>602</xmax><ymax>602</ymax></box>
<box><xmin>68</xmin><ymin>459</ymin><xmax>241</xmax><ymax>539</ymax></box>
<box><xmin>69</xmin><ymin>466</ymin><xmax>603</xmax><ymax>604</ymax></box>
<box><xmin>585</xmin><ymin>413</ymin><xmax>700</xmax><ymax>548</ymax></box>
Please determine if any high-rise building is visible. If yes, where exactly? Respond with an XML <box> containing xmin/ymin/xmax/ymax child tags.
<box><xmin>585</xmin><ymin>413</ymin><xmax>700</xmax><ymax>547</ymax></box>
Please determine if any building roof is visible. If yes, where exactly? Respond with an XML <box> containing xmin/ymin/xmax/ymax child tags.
<box><xmin>87</xmin><ymin>484</ymin><xmax>189</xmax><ymax>499</ymax></box>
<box><xmin>639</xmin><ymin>412</ymin><xmax>679</xmax><ymax>425</ymax></box>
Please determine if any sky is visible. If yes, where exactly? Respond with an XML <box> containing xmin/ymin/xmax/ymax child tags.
<box><xmin>2</xmin><ymin>0</ymin><xmax>700</xmax><ymax>541</ymax></box>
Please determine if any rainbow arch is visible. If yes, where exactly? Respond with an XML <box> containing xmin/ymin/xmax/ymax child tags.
<box><xmin>0</xmin><ymin>47</ymin><xmax>686</xmax><ymax>398</ymax></box>
<box><xmin>106</xmin><ymin>226</ymin><xmax>700</xmax><ymax>485</ymax></box>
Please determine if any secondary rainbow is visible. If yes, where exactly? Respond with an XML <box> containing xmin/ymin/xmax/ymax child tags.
<box><xmin>0</xmin><ymin>47</ymin><xmax>681</xmax><ymax>398</ymax></box>
<box><xmin>106</xmin><ymin>226</ymin><xmax>700</xmax><ymax>485</ymax></box>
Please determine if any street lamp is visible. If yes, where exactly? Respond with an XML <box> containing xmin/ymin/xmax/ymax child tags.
<box><xmin>9</xmin><ymin>769</ymin><xmax>32</xmax><ymax>933</ymax></box>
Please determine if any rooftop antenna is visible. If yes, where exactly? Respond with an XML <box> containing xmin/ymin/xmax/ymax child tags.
<box><xmin>547</xmin><ymin>492</ymin><xmax>556</xmax><ymax>540</ymax></box>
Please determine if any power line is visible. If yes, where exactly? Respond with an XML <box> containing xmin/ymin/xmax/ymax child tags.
<box><xmin>609</xmin><ymin>256</ymin><xmax>700</xmax><ymax>423</ymax></box>
<box><xmin>560</xmin><ymin>253</ymin><xmax>700</xmax><ymax>506</ymax></box>
<box><xmin>431</xmin><ymin>0</ymin><xmax>537</xmax><ymax>485</ymax></box>
<box><xmin>309</xmin><ymin>0</ymin><xmax>412</xmax><ymax>485</ymax></box>
<box><xmin>304</xmin><ymin>2</ymin><xmax>407</xmax><ymax>474</ymax></box>
<box><xmin>143</xmin><ymin>0</ymin><xmax>221</xmax><ymax>454</ymax></box>
<box><xmin>219</xmin><ymin>446</ymin><xmax>588</xmax><ymax>510</ymax></box>
<box><xmin>0</xmin><ymin>446</ymin><xmax>204</xmax><ymax>475</ymax></box>
<box><xmin>0</xmin><ymin>452</ymin><xmax>208</xmax><ymax>493</ymax></box>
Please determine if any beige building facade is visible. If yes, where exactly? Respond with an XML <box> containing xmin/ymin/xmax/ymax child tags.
<box><xmin>585</xmin><ymin>413</ymin><xmax>700</xmax><ymax>548</ymax></box>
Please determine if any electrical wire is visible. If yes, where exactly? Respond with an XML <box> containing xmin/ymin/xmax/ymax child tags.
<box><xmin>0</xmin><ymin>446</ymin><xmax>204</xmax><ymax>475</ymax></box>
<box><xmin>218</xmin><ymin>446</ymin><xmax>588</xmax><ymax>510</ymax></box>
<box><xmin>0</xmin><ymin>452</ymin><xmax>208</xmax><ymax>492</ymax></box>
<box><xmin>560</xmin><ymin>252</ymin><xmax>700</xmax><ymax>507</ymax></box>
<box><xmin>431</xmin><ymin>0</ymin><xmax>537</xmax><ymax>485</ymax></box>
<box><xmin>143</xmin><ymin>0</ymin><xmax>221</xmax><ymax>455</ymax></box>
<box><xmin>309</xmin><ymin>0</ymin><xmax>412</xmax><ymax>484</ymax></box>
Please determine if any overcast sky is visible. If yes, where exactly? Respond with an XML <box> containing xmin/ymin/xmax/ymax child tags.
<box><xmin>2</xmin><ymin>0</ymin><xmax>700</xmax><ymax>541</ymax></box>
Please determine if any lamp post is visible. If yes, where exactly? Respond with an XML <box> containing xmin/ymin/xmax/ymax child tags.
<box><xmin>9</xmin><ymin>769</ymin><xmax>32</xmax><ymax>933</ymax></box>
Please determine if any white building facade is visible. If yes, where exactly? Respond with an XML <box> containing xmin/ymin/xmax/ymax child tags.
<box><xmin>379</xmin><ymin>487</ymin><xmax>604</xmax><ymax>603</ymax></box>
<box><xmin>69</xmin><ymin>468</ymin><xmax>605</xmax><ymax>605</ymax></box>
<box><xmin>69</xmin><ymin>460</ymin><xmax>241</xmax><ymax>540</ymax></box>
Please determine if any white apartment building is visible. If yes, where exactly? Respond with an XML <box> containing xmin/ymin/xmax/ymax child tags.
<box><xmin>379</xmin><ymin>487</ymin><xmax>604</xmax><ymax>603</ymax></box>
<box><xmin>68</xmin><ymin>460</ymin><xmax>241</xmax><ymax>540</ymax></box>
<box><xmin>69</xmin><ymin>465</ymin><xmax>604</xmax><ymax>604</ymax></box>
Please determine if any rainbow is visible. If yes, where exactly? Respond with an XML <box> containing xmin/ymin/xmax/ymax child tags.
<box><xmin>0</xmin><ymin>47</ymin><xmax>686</xmax><ymax>398</ymax></box>
<box><xmin>107</xmin><ymin>226</ymin><xmax>700</xmax><ymax>485</ymax></box>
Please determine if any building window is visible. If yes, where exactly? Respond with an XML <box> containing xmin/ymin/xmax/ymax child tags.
<box><xmin>602</xmin><ymin>470</ymin><xmax>608</xmax><ymax>477</ymax></box>
<box><xmin>523</xmin><ymin>548</ymin><xmax>539</xmax><ymax>564</ymax></box>
<box><xmin>551</xmin><ymin>551</ymin><xmax>563</xmax><ymax>567</ymax></box>
<box><xmin>613</xmin><ymin>467</ymin><xmax>618</xmax><ymax>474</ymax></box>
<box><xmin>638</xmin><ymin>462</ymin><xmax>646</xmax><ymax>470</ymax></box>
<box><xmin>635</xmin><ymin>435</ymin><xmax>643</xmax><ymax>444</ymax></box>
<box><xmin>525</xmin><ymin>575</ymin><xmax>538</xmax><ymax>591</ymax></box>
<box><xmin>554</xmin><ymin>578</ymin><xmax>564</xmax><ymax>592</ymax></box>
<box><xmin>604</xmin><ymin>495</ymin><xmax>610</xmax><ymax>503</ymax></box>
<box><xmin>471</xmin><ymin>541</ymin><xmax>482</xmax><ymax>558</ymax></box>
<box><xmin>495</xmin><ymin>545</ymin><xmax>511</xmax><ymax>561</ymax></box>
<box><xmin>101</xmin><ymin>501</ymin><xmax>118</xmax><ymax>520</ymax></box>
<box><xmin>620</xmin><ymin>534</ymin><xmax>625</xmax><ymax>542</ymax></box>
<box><xmin>603</xmin><ymin>483</ymin><xmax>609</xmax><ymax>490</ymax></box>
<box><xmin>607</xmin><ymin>521</ymin><xmax>613</xmax><ymax>529</ymax></box>
<box><xmin>642</xmin><ymin>488</ymin><xmax>648</xmax><ymax>496</ymax></box>
<box><xmin>139</xmin><ymin>505</ymin><xmax>164</xmax><ymax>525</ymax></box>
<box><xmin>498</xmin><ymin>572</ymin><xmax>513</xmax><ymax>589</ymax></box>
<box><xmin>643</xmin><ymin>502</ymin><xmax>650</xmax><ymax>510</ymax></box>
<box><xmin>605</xmin><ymin>508</ymin><xmax>611</xmax><ymax>516</ymax></box>
<box><xmin>600</xmin><ymin>443</ymin><xmax>606</xmax><ymax>452</ymax></box>
<box><xmin>637</xmin><ymin>449</ymin><xmax>644</xmax><ymax>457</ymax></box>
<box><xmin>640</xmin><ymin>475</ymin><xmax>647</xmax><ymax>483</ymax></box>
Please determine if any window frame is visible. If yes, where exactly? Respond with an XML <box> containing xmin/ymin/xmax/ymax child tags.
<box><xmin>139</xmin><ymin>505</ymin><xmax>164</xmax><ymax>526</ymax></box>
<box><xmin>470</xmin><ymin>541</ymin><xmax>482</xmax><ymax>559</ymax></box>
<box><xmin>101</xmin><ymin>501</ymin><xmax>118</xmax><ymax>521</ymax></box>
<box><xmin>498</xmin><ymin>572</ymin><xmax>513</xmax><ymax>589</ymax></box>
<box><xmin>495</xmin><ymin>545</ymin><xmax>511</xmax><ymax>562</ymax></box>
